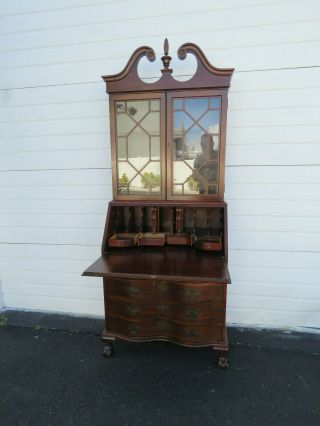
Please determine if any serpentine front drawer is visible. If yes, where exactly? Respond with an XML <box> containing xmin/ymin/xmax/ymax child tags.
<box><xmin>107</xmin><ymin>316</ymin><xmax>224</xmax><ymax>345</ymax></box>
<box><xmin>104</xmin><ymin>277</ymin><xmax>225</xmax><ymax>304</ymax></box>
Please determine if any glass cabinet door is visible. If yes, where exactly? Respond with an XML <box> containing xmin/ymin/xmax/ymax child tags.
<box><xmin>111</xmin><ymin>94</ymin><xmax>165</xmax><ymax>199</ymax></box>
<box><xmin>167</xmin><ymin>91</ymin><xmax>225</xmax><ymax>200</ymax></box>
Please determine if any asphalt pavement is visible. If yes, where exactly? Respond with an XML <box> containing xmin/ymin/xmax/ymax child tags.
<box><xmin>0</xmin><ymin>310</ymin><xmax>319</xmax><ymax>426</ymax></box>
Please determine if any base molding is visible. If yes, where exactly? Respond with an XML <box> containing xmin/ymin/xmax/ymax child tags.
<box><xmin>101</xmin><ymin>328</ymin><xmax>229</xmax><ymax>349</ymax></box>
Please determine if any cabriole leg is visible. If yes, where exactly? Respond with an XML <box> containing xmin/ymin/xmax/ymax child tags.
<box><xmin>102</xmin><ymin>340</ymin><xmax>113</xmax><ymax>358</ymax></box>
<box><xmin>217</xmin><ymin>351</ymin><xmax>229</xmax><ymax>369</ymax></box>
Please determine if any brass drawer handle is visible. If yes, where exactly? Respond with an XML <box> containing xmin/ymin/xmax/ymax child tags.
<box><xmin>157</xmin><ymin>320</ymin><xmax>170</xmax><ymax>330</ymax></box>
<box><xmin>156</xmin><ymin>282</ymin><xmax>169</xmax><ymax>293</ymax></box>
<box><xmin>185</xmin><ymin>329</ymin><xmax>198</xmax><ymax>338</ymax></box>
<box><xmin>125</xmin><ymin>285</ymin><xmax>140</xmax><ymax>296</ymax></box>
<box><xmin>128</xmin><ymin>324</ymin><xmax>140</xmax><ymax>335</ymax></box>
<box><xmin>185</xmin><ymin>288</ymin><xmax>200</xmax><ymax>301</ymax></box>
<box><xmin>126</xmin><ymin>305</ymin><xmax>140</xmax><ymax>316</ymax></box>
<box><xmin>185</xmin><ymin>309</ymin><xmax>198</xmax><ymax>319</ymax></box>
<box><xmin>156</xmin><ymin>303</ymin><xmax>169</xmax><ymax>312</ymax></box>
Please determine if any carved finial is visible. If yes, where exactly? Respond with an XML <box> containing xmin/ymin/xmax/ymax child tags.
<box><xmin>164</xmin><ymin>38</ymin><xmax>169</xmax><ymax>55</ymax></box>
<box><xmin>161</xmin><ymin>38</ymin><xmax>172</xmax><ymax>73</ymax></box>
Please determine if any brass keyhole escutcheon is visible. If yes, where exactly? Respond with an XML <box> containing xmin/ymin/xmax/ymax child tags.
<box><xmin>125</xmin><ymin>285</ymin><xmax>140</xmax><ymax>296</ymax></box>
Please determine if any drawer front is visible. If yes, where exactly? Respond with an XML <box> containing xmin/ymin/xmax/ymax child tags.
<box><xmin>106</xmin><ymin>278</ymin><xmax>155</xmax><ymax>299</ymax></box>
<box><xmin>107</xmin><ymin>316</ymin><xmax>223</xmax><ymax>343</ymax></box>
<box><xmin>105</xmin><ymin>278</ymin><xmax>225</xmax><ymax>306</ymax></box>
<box><xmin>108</xmin><ymin>297</ymin><xmax>224</xmax><ymax>323</ymax></box>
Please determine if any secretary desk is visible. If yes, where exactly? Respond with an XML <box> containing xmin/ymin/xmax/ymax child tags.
<box><xmin>83</xmin><ymin>39</ymin><xmax>234</xmax><ymax>368</ymax></box>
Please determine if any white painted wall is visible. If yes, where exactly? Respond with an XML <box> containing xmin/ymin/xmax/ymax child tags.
<box><xmin>0</xmin><ymin>281</ymin><xmax>3</xmax><ymax>310</ymax></box>
<box><xmin>0</xmin><ymin>0</ymin><xmax>319</xmax><ymax>329</ymax></box>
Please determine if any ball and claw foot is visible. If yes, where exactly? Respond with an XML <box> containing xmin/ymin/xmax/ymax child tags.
<box><xmin>103</xmin><ymin>341</ymin><xmax>113</xmax><ymax>358</ymax></box>
<box><xmin>217</xmin><ymin>353</ymin><xmax>229</xmax><ymax>369</ymax></box>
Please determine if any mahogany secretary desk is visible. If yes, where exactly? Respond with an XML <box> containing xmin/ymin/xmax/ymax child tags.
<box><xmin>83</xmin><ymin>39</ymin><xmax>234</xmax><ymax>368</ymax></box>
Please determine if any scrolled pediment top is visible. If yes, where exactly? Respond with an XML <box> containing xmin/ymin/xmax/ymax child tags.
<box><xmin>102</xmin><ymin>45</ymin><xmax>156</xmax><ymax>83</ymax></box>
<box><xmin>102</xmin><ymin>39</ymin><xmax>234</xmax><ymax>93</ymax></box>
<box><xmin>177</xmin><ymin>42</ymin><xmax>234</xmax><ymax>77</ymax></box>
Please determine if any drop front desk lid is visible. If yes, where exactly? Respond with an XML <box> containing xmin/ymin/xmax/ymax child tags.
<box><xmin>82</xmin><ymin>246</ymin><xmax>231</xmax><ymax>283</ymax></box>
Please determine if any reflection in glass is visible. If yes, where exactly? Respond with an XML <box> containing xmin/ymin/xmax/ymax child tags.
<box><xmin>139</xmin><ymin>162</ymin><xmax>161</xmax><ymax>194</ymax></box>
<box><xmin>173</xmin><ymin>99</ymin><xmax>183</xmax><ymax>110</ymax></box>
<box><xmin>115</xmin><ymin>99</ymin><xmax>161</xmax><ymax>195</ymax></box>
<box><xmin>209</xmin><ymin>97</ymin><xmax>221</xmax><ymax>109</ymax></box>
<box><xmin>173</xmin><ymin>111</ymin><xmax>193</xmax><ymax>132</ymax></box>
<box><xmin>185</xmin><ymin>98</ymin><xmax>208</xmax><ymax>119</ymax></box>
<box><xmin>172</xmin><ymin>96</ymin><xmax>220</xmax><ymax>195</ymax></box>
<box><xmin>198</xmin><ymin>110</ymin><xmax>220</xmax><ymax>133</ymax></box>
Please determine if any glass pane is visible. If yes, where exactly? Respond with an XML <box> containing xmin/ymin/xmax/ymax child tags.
<box><xmin>173</xmin><ymin>160</ymin><xmax>193</xmax><ymax>185</ymax></box>
<box><xmin>127</xmin><ymin>127</ymin><xmax>149</xmax><ymax>170</ymax></box>
<box><xmin>151</xmin><ymin>136</ymin><xmax>160</xmax><ymax>160</ymax></box>
<box><xmin>115</xmin><ymin>99</ymin><xmax>161</xmax><ymax>195</ymax></box>
<box><xmin>173</xmin><ymin>99</ymin><xmax>183</xmax><ymax>110</ymax></box>
<box><xmin>172</xmin><ymin>96</ymin><xmax>221</xmax><ymax>196</ymax></box>
<box><xmin>140</xmin><ymin>112</ymin><xmax>160</xmax><ymax>134</ymax></box>
<box><xmin>185</xmin><ymin>98</ymin><xmax>208</xmax><ymax>119</ymax></box>
<box><xmin>209</xmin><ymin>97</ymin><xmax>221</xmax><ymax>109</ymax></box>
<box><xmin>115</xmin><ymin>102</ymin><xmax>125</xmax><ymax>113</ymax></box>
<box><xmin>126</xmin><ymin>100</ymin><xmax>149</xmax><ymax>121</ymax></box>
<box><xmin>173</xmin><ymin>184</ymin><xmax>183</xmax><ymax>194</ymax></box>
<box><xmin>185</xmin><ymin>175</ymin><xmax>199</xmax><ymax>195</ymax></box>
<box><xmin>128</xmin><ymin>162</ymin><xmax>161</xmax><ymax>195</ymax></box>
<box><xmin>185</xmin><ymin>125</ymin><xmax>203</xmax><ymax>158</ymax></box>
<box><xmin>141</xmin><ymin>162</ymin><xmax>161</xmax><ymax>194</ymax></box>
<box><xmin>173</xmin><ymin>111</ymin><xmax>193</xmax><ymax>131</ymax></box>
<box><xmin>118</xmin><ymin>162</ymin><xmax>137</xmax><ymax>180</ymax></box>
<box><xmin>116</xmin><ymin>113</ymin><xmax>135</xmax><ymax>137</ymax></box>
<box><xmin>150</xmin><ymin>100</ymin><xmax>160</xmax><ymax>111</ymax></box>
<box><xmin>198</xmin><ymin>110</ymin><xmax>220</xmax><ymax>134</ymax></box>
<box><xmin>117</xmin><ymin>137</ymin><xmax>126</xmax><ymax>160</ymax></box>
<box><xmin>118</xmin><ymin>162</ymin><xmax>137</xmax><ymax>194</ymax></box>
<box><xmin>129</xmin><ymin>175</ymin><xmax>144</xmax><ymax>194</ymax></box>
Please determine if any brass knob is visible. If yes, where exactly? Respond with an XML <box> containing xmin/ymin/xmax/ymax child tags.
<box><xmin>156</xmin><ymin>282</ymin><xmax>169</xmax><ymax>293</ymax></box>
<box><xmin>126</xmin><ymin>306</ymin><xmax>140</xmax><ymax>316</ymax></box>
<box><xmin>185</xmin><ymin>288</ymin><xmax>200</xmax><ymax>301</ymax></box>
<box><xmin>185</xmin><ymin>309</ymin><xmax>198</xmax><ymax>319</ymax></box>
<box><xmin>156</xmin><ymin>303</ymin><xmax>169</xmax><ymax>312</ymax></box>
<box><xmin>157</xmin><ymin>320</ymin><xmax>170</xmax><ymax>330</ymax></box>
<box><xmin>128</xmin><ymin>324</ymin><xmax>139</xmax><ymax>335</ymax></box>
<box><xmin>185</xmin><ymin>329</ymin><xmax>198</xmax><ymax>338</ymax></box>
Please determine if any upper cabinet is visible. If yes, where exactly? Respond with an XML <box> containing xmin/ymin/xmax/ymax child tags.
<box><xmin>103</xmin><ymin>40</ymin><xmax>234</xmax><ymax>201</ymax></box>
<box><xmin>109</xmin><ymin>92</ymin><xmax>166</xmax><ymax>199</ymax></box>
